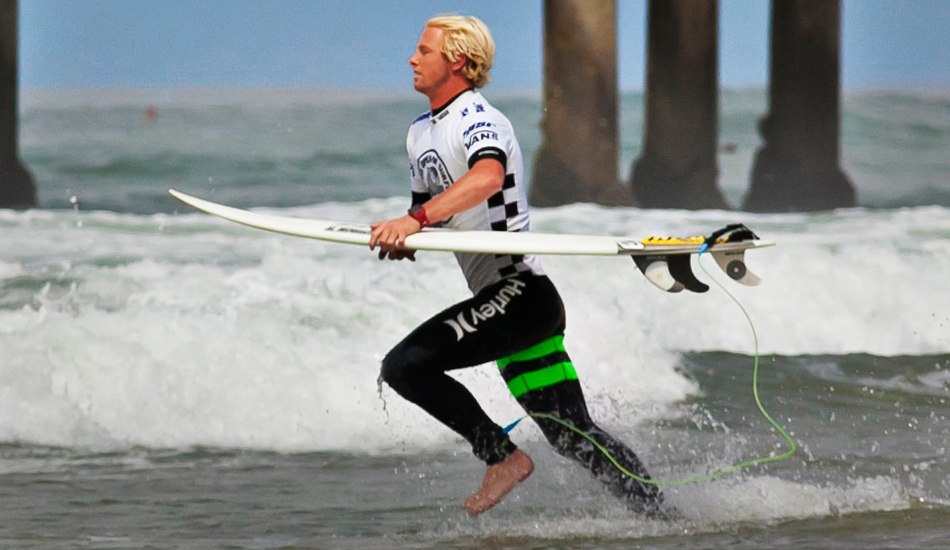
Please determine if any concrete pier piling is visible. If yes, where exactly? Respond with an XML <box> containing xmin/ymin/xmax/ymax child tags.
<box><xmin>629</xmin><ymin>0</ymin><xmax>727</xmax><ymax>210</ymax></box>
<box><xmin>530</xmin><ymin>0</ymin><xmax>635</xmax><ymax>207</ymax></box>
<box><xmin>743</xmin><ymin>0</ymin><xmax>855</xmax><ymax>212</ymax></box>
<box><xmin>0</xmin><ymin>0</ymin><xmax>36</xmax><ymax>209</ymax></box>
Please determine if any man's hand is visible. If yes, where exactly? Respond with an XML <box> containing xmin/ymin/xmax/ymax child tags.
<box><xmin>369</xmin><ymin>216</ymin><xmax>421</xmax><ymax>261</ymax></box>
<box><xmin>377</xmin><ymin>248</ymin><xmax>417</xmax><ymax>261</ymax></box>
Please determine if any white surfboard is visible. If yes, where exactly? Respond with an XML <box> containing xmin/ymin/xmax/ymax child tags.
<box><xmin>169</xmin><ymin>189</ymin><xmax>774</xmax><ymax>292</ymax></box>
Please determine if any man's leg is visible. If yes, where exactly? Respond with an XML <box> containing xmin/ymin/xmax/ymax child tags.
<box><xmin>498</xmin><ymin>337</ymin><xmax>664</xmax><ymax>514</ymax></box>
<box><xmin>381</xmin><ymin>338</ymin><xmax>517</xmax><ymax>464</ymax></box>
<box><xmin>379</xmin><ymin>275</ymin><xmax>564</xmax><ymax>514</ymax></box>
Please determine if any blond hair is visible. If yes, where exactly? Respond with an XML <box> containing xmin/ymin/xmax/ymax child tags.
<box><xmin>425</xmin><ymin>15</ymin><xmax>495</xmax><ymax>88</ymax></box>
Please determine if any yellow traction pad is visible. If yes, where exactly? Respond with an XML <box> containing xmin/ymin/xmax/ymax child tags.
<box><xmin>641</xmin><ymin>236</ymin><xmax>705</xmax><ymax>246</ymax></box>
<box><xmin>641</xmin><ymin>236</ymin><xmax>740</xmax><ymax>246</ymax></box>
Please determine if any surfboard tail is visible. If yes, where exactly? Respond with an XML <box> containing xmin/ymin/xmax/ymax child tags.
<box><xmin>633</xmin><ymin>224</ymin><xmax>765</xmax><ymax>293</ymax></box>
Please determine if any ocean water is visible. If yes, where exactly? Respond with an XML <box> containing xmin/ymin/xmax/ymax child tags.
<box><xmin>2</xmin><ymin>87</ymin><xmax>950</xmax><ymax>549</ymax></box>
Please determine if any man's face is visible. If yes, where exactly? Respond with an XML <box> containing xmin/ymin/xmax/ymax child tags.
<box><xmin>409</xmin><ymin>26</ymin><xmax>453</xmax><ymax>98</ymax></box>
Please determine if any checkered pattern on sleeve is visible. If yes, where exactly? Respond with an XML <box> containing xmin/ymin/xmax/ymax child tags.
<box><xmin>487</xmin><ymin>174</ymin><xmax>520</xmax><ymax>231</ymax></box>
<box><xmin>486</xmin><ymin>174</ymin><xmax>533</xmax><ymax>277</ymax></box>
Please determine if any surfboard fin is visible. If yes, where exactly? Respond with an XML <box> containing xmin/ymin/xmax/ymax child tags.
<box><xmin>667</xmin><ymin>255</ymin><xmax>709</xmax><ymax>292</ymax></box>
<box><xmin>633</xmin><ymin>256</ymin><xmax>683</xmax><ymax>292</ymax></box>
<box><xmin>711</xmin><ymin>249</ymin><xmax>762</xmax><ymax>286</ymax></box>
<box><xmin>632</xmin><ymin>255</ymin><xmax>708</xmax><ymax>293</ymax></box>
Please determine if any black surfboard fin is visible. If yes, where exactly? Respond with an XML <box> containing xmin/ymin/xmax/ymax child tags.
<box><xmin>666</xmin><ymin>254</ymin><xmax>709</xmax><ymax>293</ymax></box>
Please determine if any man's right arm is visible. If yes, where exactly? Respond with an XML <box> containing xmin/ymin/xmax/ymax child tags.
<box><xmin>372</xmin><ymin>157</ymin><xmax>429</xmax><ymax>261</ymax></box>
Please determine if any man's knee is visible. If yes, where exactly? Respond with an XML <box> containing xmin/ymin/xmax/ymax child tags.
<box><xmin>380</xmin><ymin>346</ymin><xmax>408</xmax><ymax>390</ymax></box>
<box><xmin>380</xmin><ymin>342</ymin><xmax>432</xmax><ymax>393</ymax></box>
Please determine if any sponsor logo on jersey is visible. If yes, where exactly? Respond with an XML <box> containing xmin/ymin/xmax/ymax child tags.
<box><xmin>462</xmin><ymin>121</ymin><xmax>497</xmax><ymax>138</ymax></box>
<box><xmin>443</xmin><ymin>278</ymin><xmax>527</xmax><ymax>341</ymax></box>
<box><xmin>465</xmin><ymin>130</ymin><xmax>499</xmax><ymax>150</ymax></box>
<box><xmin>417</xmin><ymin>149</ymin><xmax>453</xmax><ymax>195</ymax></box>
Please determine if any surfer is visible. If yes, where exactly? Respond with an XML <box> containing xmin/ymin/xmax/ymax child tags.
<box><xmin>369</xmin><ymin>14</ymin><xmax>662</xmax><ymax>517</ymax></box>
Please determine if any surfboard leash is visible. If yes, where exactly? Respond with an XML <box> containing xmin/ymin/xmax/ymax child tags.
<box><xmin>502</xmin><ymin>244</ymin><xmax>797</xmax><ymax>486</ymax></box>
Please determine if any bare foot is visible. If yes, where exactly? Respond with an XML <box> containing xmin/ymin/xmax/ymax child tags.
<box><xmin>462</xmin><ymin>449</ymin><xmax>534</xmax><ymax>516</ymax></box>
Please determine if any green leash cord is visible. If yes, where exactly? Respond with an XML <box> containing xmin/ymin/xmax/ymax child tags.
<box><xmin>503</xmin><ymin>254</ymin><xmax>797</xmax><ymax>486</ymax></box>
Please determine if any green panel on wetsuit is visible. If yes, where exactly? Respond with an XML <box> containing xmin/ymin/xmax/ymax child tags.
<box><xmin>496</xmin><ymin>335</ymin><xmax>566</xmax><ymax>368</ymax></box>
<box><xmin>504</xmin><ymin>361</ymin><xmax>578</xmax><ymax>398</ymax></box>
<box><xmin>497</xmin><ymin>335</ymin><xmax>576</xmax><ymax>398</ymax></box>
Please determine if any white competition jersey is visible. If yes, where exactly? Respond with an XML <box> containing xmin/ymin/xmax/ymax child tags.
<box><xmin>407</xmin><ymin>89</ymin><xmax>545</xmax><ymax>294</ymax></box>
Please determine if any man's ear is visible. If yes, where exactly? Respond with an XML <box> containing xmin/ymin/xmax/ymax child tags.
<box><xmin>451</xmin><ymin>54</ymin><xmax>467</xmax><ymax>74</ymax></box>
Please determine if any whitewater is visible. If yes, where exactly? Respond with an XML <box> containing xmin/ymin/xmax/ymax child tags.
<box><xmin>2</xmin><ymin>201</ymin><xmax>949</xmax><ymax>453</ymax></box>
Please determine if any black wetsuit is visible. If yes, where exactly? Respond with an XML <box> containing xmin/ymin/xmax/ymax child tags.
<box><xmin>380</xmin><ymin>273</ymin><xmax>662</xmax><ymax>512</ymax></box>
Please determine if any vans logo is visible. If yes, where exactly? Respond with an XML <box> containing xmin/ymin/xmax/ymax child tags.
<box><xmin>444</xmin><ymin>278</ymin><xmax>526</xmax><ymax>341</ymax></box>
<box><xmin>464</xmin><ymin>130</ymin><xmax>499</xmax><ymax>150</ymax></box>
